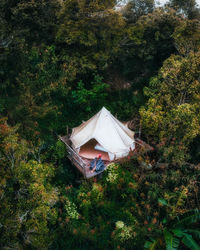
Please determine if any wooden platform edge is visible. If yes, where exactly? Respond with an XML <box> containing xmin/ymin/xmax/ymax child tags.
<box><xmin>59</xmin><ymin>136</ymin><xmax>87</xmax><ymax>178</ymax></box>
<box><xmin>59</xmin><ymin>135</ymin><xmax>153</xmax><ymax>179</ymax></box>
<box><xmin>59</xmin><ymin>136</ymin><xmax>108</xmax><ymax>179</ymax></box>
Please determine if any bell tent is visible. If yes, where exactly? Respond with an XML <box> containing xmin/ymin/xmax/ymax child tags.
<box><xmin>70</xmin><ymin>107</ymin><xmax>135</xmax><ymax>161</ymax></box>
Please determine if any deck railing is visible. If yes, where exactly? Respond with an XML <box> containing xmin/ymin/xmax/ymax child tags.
<box><xmin>59</xmin><ymin>136</ymin><xmax>87</xmax><ymax>177</ymax></box>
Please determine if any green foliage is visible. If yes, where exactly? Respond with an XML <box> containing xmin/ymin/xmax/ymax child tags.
<box><xmin>55</xmin><ymin>140</ymin><xmax>66</xmax><ymax>159</ymax></box>
<box><xmin>146</xmin><ymin>210</ymin><xmax>200</xmax><ymax>250</ymax></box>
<box><xmin>141</xmin><ymin>52</ymin><xmax>200</xmax><ymax>165</ymax></box>
<box><xmin>114</xmin><ymin>221</ymin><xmax>135</xmax><ymax>242</ymax></box>
<box><xmin>168</xmin><ymin>0</ymin><xmax>200</xmax><ymax>19</ymax></box>
<box><xmin>164</xmin><ymin>231</ymin><xmax>180</xmax><ymax>250</ymax></box>
<box><xmin>0</xmin><ymin>0</ymin><xmax>59</xmax><ymax>46</ymax></box>
<box><xmin>115</xmin><ymin>7</ymin><xmax>181</xmax><ymax>84</ymax></box>
<box><xmin>57</xmin><ymin>0</ymin><xmax>125</xmax><ymax>74</ymax></box>
<box><xmin>72</xmin><ymin>74</ymin><xmax>109</xmax><ymax>114</ymax></box>
<box><xmin>1</xmin><ymin>45</ymin><xmax>72</xmax><ymax>139</ymax></box>
<box><xmin>1</xmin><ymin>0</ymin><xmax>200</xmax><ymax>249</ymax></box>
<box><xmin>173</xmin><ymin>19</ymin><xmax>200</xmax><ymax>55</ymax></box>
<box><xmin>50</xmin><ymin>163</ymin><xmax>142</xmax><ymax>249</ymax></box>
<box><xmin>0</xmin><ymin>120</ymin><xmax>59</xmax><ymax>249</ymax></box>
<box><xmin>122</xmin><ymin>0</ymin><xmax>155</xmax><ymax>23</ymax></box>
<box><xmin>65</xmin><ymin>198</ymin><xmax>80</xmax><ymax>219</ymax></box>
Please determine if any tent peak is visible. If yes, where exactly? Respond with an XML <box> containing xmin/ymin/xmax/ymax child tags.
<box><xmin>101</xmin><ymin>106</ymin><xmax>109</xmax><ymax>111</ymax></box>
<box><xmin>99</xmin><ymin>106</ymin><xmax>111</xmax><ymax>115</ymax></box>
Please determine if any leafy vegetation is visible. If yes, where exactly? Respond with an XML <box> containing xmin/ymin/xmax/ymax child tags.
<box><xmin>0</xmin><ymin>0</ymin><xmax>200</xmax><ymax>249</ymax></box>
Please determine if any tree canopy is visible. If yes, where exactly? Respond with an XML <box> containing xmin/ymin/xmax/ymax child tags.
<box><xmin>0</xmin><ymin>0</ymin><xmax>200</xmax><ymax>249</ymax></box>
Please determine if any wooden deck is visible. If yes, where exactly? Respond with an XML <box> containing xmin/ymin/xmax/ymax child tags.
<box><xmin>59</xmin><ymin>136</ymin><xmax>110</xmax><ymax>179</ymax></box>
<box><xmin>60</xmin><ymin>135</ymin><xmax>154</xmax><ymax>179</ymax></box>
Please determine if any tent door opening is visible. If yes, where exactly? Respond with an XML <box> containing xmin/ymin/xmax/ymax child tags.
<box><xmin>79</xmin><ymin>139</ymin><xmax>110</xmax><ymax>161</ymax></box>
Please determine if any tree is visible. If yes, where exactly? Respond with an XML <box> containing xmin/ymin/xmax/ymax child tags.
<box><xmin>1</xmin><ymin>45</ymin><xmax>72</xmax><ymax>139</ymax></box>
<box><xmin>0</xmin><ymin>0</ymin><xmax>59</xmax><ymax>46</ymax></box>
<box><xmin>56</xmin><ymin>0</ymin><xmax>125</xmax><ymax>76</ymax></box>
<box><xmin>168</xmin><ymin>0</ymin><xmax>200</xmax><ymax>20</ymax></box>
<box><xmin>114</xmin><ymin>8</ymin><xmax>182</xmax><ymax>85</ymax></box>
<box><xmin>121</xmin><ymin>0</ymin><xmax>155</xmax><ymax>24</ymax></box>
<box><xmin>0</xmin><ymin>0</ymin><xmax>60</xmax><ymax>120</ymax></box>
<box><xmin>173</xmin><ymin>19</ymin><xmax>200</xmax><ymax>55</ymax></box>
<box><xmin>71</xmin><ymin>74</ymin><xmax>109</xmax><ymax>117</ymax></box>
<box><xmin>0</xmin><ymin>119</ymin><xmax>58</xmax><ymax>249</ymax></box>
<box><xmin>140</xmin><ymin>52</ymin><xmax>200</xmax><ymax>165</ymax></box>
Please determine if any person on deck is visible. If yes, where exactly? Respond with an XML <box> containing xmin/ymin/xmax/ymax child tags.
<box><xmin>90</xmin><ymin>154</ymin><xmax>105</xmax><ymax>173</ymax></box>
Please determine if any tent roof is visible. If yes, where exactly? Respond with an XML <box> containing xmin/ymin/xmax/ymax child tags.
<box><xmin>70</xmin><ymin>107</ymin><xmax>135</xmax><ymax>154</ymax></box>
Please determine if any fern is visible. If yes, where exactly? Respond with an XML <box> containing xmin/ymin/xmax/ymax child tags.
<box><xmin>186</xmin><ymin>229</ymin><xmax>200</xmax><ymax>239</ymax></box>
<box><xmin>172</xmin><ymin>187</ymin><xmax>188</xmax><ymax>214</ymax></box>
<box><xmin>144</xmin><ymin>239</ymin><xmax>160</xmax><ymax>250</ymax></box>
<box><xmin>164</xmin><ymin>231</ymin><xmax>180</xmax><ymax>250</ymax></box>
<box><xmin>182</xmin><ymin>234</ymin><xmax>200</xmax><ymax>250</ymax></box>
<box><xmin>173</xmin><ymin>210</ymin><xmax>200</xmax><ymax>228</ymax></box>
<box><xmin>171</xmin><ymin>229</ymin><xmax>185</xmax><ymax>237</ymax></box>
<box><xmin>145</xmin><ymin>211</ymin><xmax>200</xmax><ymax>250</ymax></box>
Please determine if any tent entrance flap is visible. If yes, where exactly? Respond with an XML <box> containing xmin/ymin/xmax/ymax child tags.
<box><xmin>79</xmin><ymin>139</ymin><xmax>110</xmax><ymax>161</ymax></box>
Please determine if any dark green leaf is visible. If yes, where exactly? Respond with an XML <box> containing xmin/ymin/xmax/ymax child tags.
<box><xmin>182</xmin><ymin>234</ymin><xmax>200</xmax><ymax>250</ymax></box>
<box><xmin>164</xmin><ymin>231</ymin><xmax>180</xmax><ymax>250</ymax></box>
<box><xmin>158</xmin><ymin>198</ymin><xmax>168</xmax><ymax>206</ymax></box>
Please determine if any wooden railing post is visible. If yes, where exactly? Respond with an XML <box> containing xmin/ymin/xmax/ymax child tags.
<box><xmin>83</xmin><ymin>163</ymin><xmax>87</xmax><ymax>179</ymax></box>
<box><xmin>59</xmin><ymin>136</ymin><xmax>87</xmax><ymax>178</ymax></box>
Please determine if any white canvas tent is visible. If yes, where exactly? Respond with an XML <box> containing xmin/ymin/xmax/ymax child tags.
<box><xmin>70</xmin><ymin>107</ymin><xmax>135</xmax><ymax>161</ymax></box>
